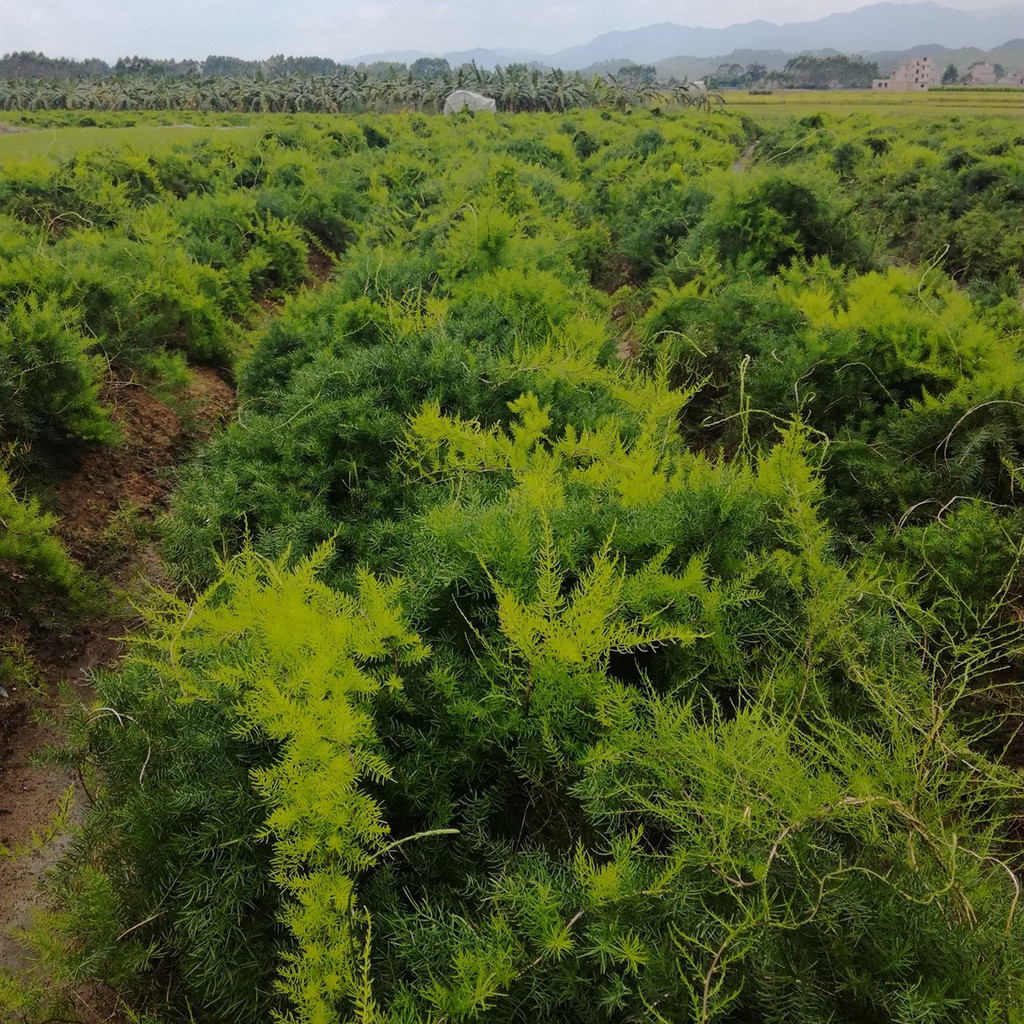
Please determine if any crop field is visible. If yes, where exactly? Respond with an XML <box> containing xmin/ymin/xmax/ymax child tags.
<box><xmin>0</xmin><ymin>89</ymin><xmax>1018</xmax><ymax>165</ymax></box>
<box><xmin>725</xmin><ymin>86</ymin><xmax>1024</xmax><ymax>117</ymax></box>
<box><xmin>1</xmin><ymin>103</ymin><xmax>1023</xmax><ymax>1024</ymax></box>
<box><xmin>0</xmin><ymin>121</ymin><xmax>262</xmax><ymax>163</ymax></box>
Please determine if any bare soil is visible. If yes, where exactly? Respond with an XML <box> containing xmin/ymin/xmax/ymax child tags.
<box><xmin>0</xmin><ymin>367</ymin><xmax>235</xmax><ymax>985</ymax></box>
<box><xmin>56</xmin><ymin>368</ymin><xmax>233</xmax><ymax>578</ymax></box>
<box><xmin>0</xmin><ymin>637</ymin><xmax>117</xmax><ymax>976</ymax></box>
<box><xmin>306</xmin><ymin>245</ymin><xmax>335</xmax><ymax>286</ymax></box>
<box><xmin>730</xmin><ymin>139</ymin><xmax>760</xmax><ymax>172</ymax></box>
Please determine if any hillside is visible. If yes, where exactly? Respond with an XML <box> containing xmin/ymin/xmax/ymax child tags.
<box><xmin>346</xmin><ymin>2</ymin><xmax>1024</xmax><ymax>69</ymax></box>
<box><xmin>654</xmin><ymin>37</ymin><xmax>1024</xmax><ymax>81</ymax></box>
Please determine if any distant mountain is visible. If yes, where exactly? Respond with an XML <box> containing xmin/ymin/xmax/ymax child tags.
<box><xmin>652</xmin><ymin>50</ymin><xmax>835</xmax><ymax>81</ymax></box>
<box><xmin>547</xmin><ymin>3</ymin><xmax>1024</xmax><ymax>68</ymax></box>
<box><xmin>348</xmin><ymin>50</ymin><xmax>430</xmax><ymax>66</ymax></box>
<box><xmin>864</xmin><ymin>35</ymin><xmax>1024</xmax><ymax>70</ymax></box>
<box><xmin>349</xmin><ymin>3</ymin><xmax>1024</xmax><ymax>71</ymax></box>
<box><xmin>352</xmin><ymin>46</ymin><xmax>544</xmax><ymax>69</ymax></box>
<box><xmin>443</xmin><ymin>47</ymin><xmax>545</xmax><ymax>67</ymax></box>
<box><xmin>654</xmin><ymin>37</ymin><xmax>1024</xmax><ymax>81</ymax></box>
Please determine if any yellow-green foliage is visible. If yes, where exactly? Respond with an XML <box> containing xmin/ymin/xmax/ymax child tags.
<box><xmin>0</xmin><ymin>459</ymin><xmax>81</xmax><ymax>595</ymax></box>
<box><xmin>380</xmin><ymin>385</ymin><xmax>1022</xmax><ymax>1022</ymax></box>
<box><xmin>638</xmin><ymin>254</ymin><xmax>1024</xmax><ymax>523</ymax></box>
<box><xmin>118</xmin><ymin>546</ymin><xmax>428</xmax><ymax>1023</ymax></box>
<box><xmin>0</xmin><ymin>964</ymin><xmax>63</xmax><ymax>1023</ymax></box>
<box><xmin>0</xmin><ymin>785</ymin><xmax>75</xmax><ymax>858</ymax></box>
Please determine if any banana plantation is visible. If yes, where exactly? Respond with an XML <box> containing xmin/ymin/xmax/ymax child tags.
<box><xmin>0</xmin><ymin>65</ymin><xmax>719</xmax><ymax>113</ymax></box>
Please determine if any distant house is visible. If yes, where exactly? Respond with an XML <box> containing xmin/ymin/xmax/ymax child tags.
<box><xmin>1000</xmin><ymin>69</ymin><xmax>1024</xmax><ymax>85</ymax></box>
<box><xmin>964</xmin><ymin>62</ymin><xmax>998</xmax><ymax>85</ymax></box>
<box><xmin>872</xmin><ymin>56</ymin><xmax>940</xmax><ymax>91</ymax></box>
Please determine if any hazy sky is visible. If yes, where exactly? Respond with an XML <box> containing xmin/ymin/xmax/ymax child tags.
<box><xmin>0</xmin><ymin>0</ymin><xmax>1013</xmax><ymax>61</ymax></box>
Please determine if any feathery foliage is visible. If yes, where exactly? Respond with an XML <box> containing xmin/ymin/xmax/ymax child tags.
<box><xmin>8</xmin><ymin>105</ymin><xmax>1024</xmax><ymax>1024</ymax></box>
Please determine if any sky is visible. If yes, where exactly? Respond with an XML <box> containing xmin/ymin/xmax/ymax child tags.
<box><xmin>0</xmin><ymin>0</ymin><xmax>1014</xmax><ymax>62</ymax></box>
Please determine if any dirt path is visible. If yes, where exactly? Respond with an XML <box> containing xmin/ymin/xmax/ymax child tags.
<box><xmin>0</xmin><ymin>367</ymin><xmax>235</xmax><ymax>980</ymax></box>
<box><xmin>0</xmin><ymin>636</ymin><xmax>118</xmax><ymax>974</ymax></box>
<box><xmin>731</xmin><ymin>139</ymin><xmax>760</xmax><ymax>172</ymax></box>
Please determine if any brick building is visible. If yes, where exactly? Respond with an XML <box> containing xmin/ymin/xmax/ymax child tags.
<box><xmin>964</xmin><ymin>62</ymin><xmax>998</xmax><ymax>85</ymax></box>
<box><xmin>872</xmin><ymin>55</ymin><xmax>940</xmax><ymax>91</ymax></box>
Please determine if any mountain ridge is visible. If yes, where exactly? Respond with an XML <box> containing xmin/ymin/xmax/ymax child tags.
<box><xmin>653</xmin><ymin>37</ymin><xmax>1024</xmax><ymax>81</ymax></box>
<box><xmin>349</xmin><ymin>2</ymin><xmax>1024</xmax><ymax>70</ymax></box>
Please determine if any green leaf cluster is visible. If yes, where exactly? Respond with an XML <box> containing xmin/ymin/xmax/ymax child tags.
<box><xmin>0</xmin><ymin>457</ymin><xmax>84</xmax><ymax>607</ymax></box>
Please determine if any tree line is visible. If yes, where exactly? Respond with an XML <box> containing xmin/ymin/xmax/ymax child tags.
<box><xmin>0</xmin><ymin>58</ymin><xmax>723</xmax><ymax>113</ymax></box>
<box><xmin>709</xmin><ymin>54</ymin><xmax>880</xmax><ymax>89</ymax></box>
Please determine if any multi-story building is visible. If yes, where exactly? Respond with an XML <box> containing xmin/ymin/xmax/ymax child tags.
<box><xmin>964</xmin><ymin>62</ymin><xmax>998</xmax><ymax>85</ymax></box>
<box><xmin>872</xmin><ymin>55</ymin><xmax>940</xmax><ymax>91</ymax></box>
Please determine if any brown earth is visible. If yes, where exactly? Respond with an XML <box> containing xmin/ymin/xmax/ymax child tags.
<box><xmin>730</xmin><ymin>139</ymin><xmax>760</xmax><ymax>172</ymax></box>
<box><xmin>0</xmin><ymin>366</ymin><xmax>235</xmax><ymax>992</ymax></box>
<box><xmin>306</xmin><ymin>244</ymin><xmax>335</xmax><ymax>286</ymax></box>
<box><xmin>1</xmin><ymin>245</ymin><xmax>323</xmax><ymax>1014</ymax></box>
<box><xmin>0</xmin><ymin>637</ymin><xmax>116</xmax><ymax>979</ymax></box>
<box><xmin>255</xmin><ymin>247</ymin><xmax>334</xmax><ymax>318</ymax></box>
<box><xmin>56</xmin><ymin>367</ymin><xmax>233</xmax><ymax>579</ymax></box>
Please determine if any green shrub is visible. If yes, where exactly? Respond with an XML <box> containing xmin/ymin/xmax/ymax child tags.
<box><xmin>0</xmin><ymin>294</ymin><xmax>113</xmax><ymax>450</ymax></box>
<box><xmin>74</xmin><ymin>149</ymin><xmax>167</xmax><ymax>206</ymax></box>
<box><xmin>0</xmin><ymin>459</ymin><xmax>87</xmax><ymax>628</ymax></box>
<box><xmin>163</xmin><ymin>294</ymin><xmax>505</xmax><ymax>587</ymax></box>
<box><xmin>867</xmin><ymin>145</ymin><xmax>1024</xmax><ymax>290</ymax></box>
<box><xmin>638</xmin><ymin>259</ymin><xmax>1024</xmax><ymax>526</ymax></box>
<box><xmin>165</xmin><ymin>283</ymin><xmax>619</xmax><ymax>590</ymax></box>
<box><xmin>173</xmin><ymin>191</ymin><xmax>308</xmax><ymax>306</ymax></box>
<box><xmin>0</xmin><ymin>460</ymin><xmax>81</xmax><ymax>594</ymax></box>
<box><xmin>875</xmin><ymin>499</ymin><xmax>1024</xmax><ymax>623</ymax></box>
<box><xmin>16</xmin><ymin>106</ymin><xmax>1024</xmax><ymax>1024</ymax></box>
<box><xmin>681</xmin><ymin>170</ymin><xmax>872</xmax><ymax>274</ymax></box>
<box><xmin>69</xmin><ymin>386</ymin><xmax>1024</xmax><ymax>1024</ymax></box>
<box><xmin>57</xmin><ymin>546</ymin><xmax>425</xmax><ymax>1021</ymax></box>
<box><xmin>238</xmin><ymin>292</ymin><xmax>398</xmax><ymax>403</ymax></box>
<box><xmin>56</xmin><ymin>230</ymin><xmax>235</xmax><ymax>364</ymax></box>
<box><xmin>252</xmin><ymin>151</ymin><xmax>364</xmax><ymax>254</ymax></box>
<box><xmin>448</xmin><ymin>267</ymin><xmax>581</xmax><ymax>347</ymax></box>
<box><xmin>439</xmin><ymin>202</ymin><xmax>574</xmax><ymax>284</ymax></box>
<box><xmin>609</xmin><ymin>173</ymin><xmax>713</xmax><ymax>281</ymax></box>
<box><xmin>0</xmin><ymin>158</ymin><xmax>126</xmax><ymax>232</ymax></box>
<box><xmin>505</xmin><ymin>134</ymin><xmax>577</xmax><ymax>177</ymax></box>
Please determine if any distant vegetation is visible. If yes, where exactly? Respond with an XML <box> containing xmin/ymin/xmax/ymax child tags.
<box><xmin>0</xmin><ymin>52</ymin><xmax>723</xmax><ymax>113</ymax></box>
<box><xmin>0</xmin><ymin>51</ymin><xmax>360</xmax><ymax>80</ymax></box>
<box><xmin>777</xmin><ymin>53</ymin><xmax>879</xmax><ymax>88</ymax></box>
<box><xmin>707</xmin><ymin>54</ymin><xmax>879</xmax><ymax>89</ymax></box>
<box><xmin>2</xmin><ymin>46</ymin><xmax>1020</xmax><ymax>116</ymax></box>
<box><xmin>655</xmin><ymin>38</ymin><xmax>1024</xmax><ymax>89</ymax></box>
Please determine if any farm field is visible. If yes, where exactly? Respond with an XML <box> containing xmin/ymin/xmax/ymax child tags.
<box><xmin>0</xmin><ymin>121</ymin><xmax>262</xmax><ymax>163</ymax></box>
<box><xmin>0</xmin><ymin>90</ymin><xmax>1019</xmax><ymax>169</ymax></box>
<box><xmin>1</xmin><ymin>103</ymin><xmax>1024</xmax><ymax>1024</ymax></box>
<box><xmin>724</xmin><ymin>86</ymin><xmax>1024</xmax><ymax>117</ymax></box>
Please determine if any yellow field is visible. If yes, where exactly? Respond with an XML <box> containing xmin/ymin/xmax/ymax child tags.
<box><xmin>0</xmin><ymin>88</ymin><xmax>1019</xmax><ymax>166</ymax></box>
<box><xmin>0</xmin><ymin>123</ymin><xmax>263</xmax><ymax>164</ymax></box>
<box><xmin>725</xmin><ymin>88</ymin><xmax>1024</xmax><ymax>118</ymax></box>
